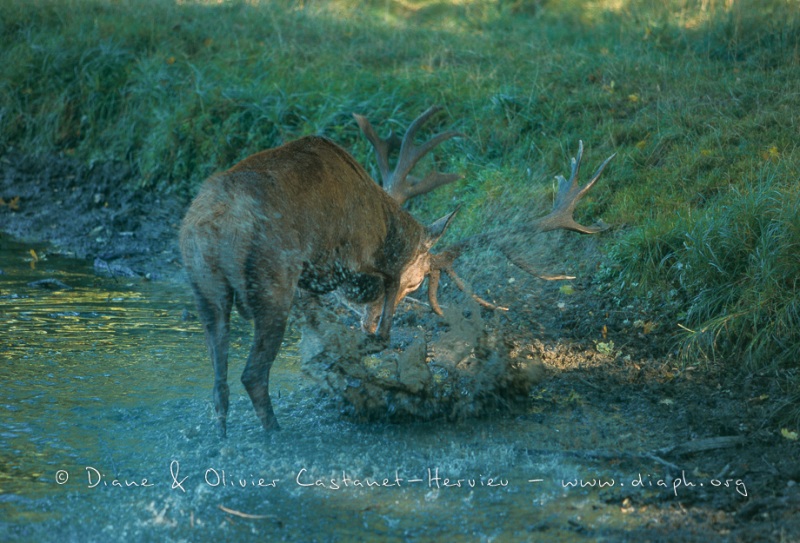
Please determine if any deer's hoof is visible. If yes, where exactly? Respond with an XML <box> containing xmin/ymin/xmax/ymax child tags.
<box><xmin>261</xmin><ymin>417</ymin><xmax>280</xmax><ymax>432</ymax></box>
<box><xmin>217</xmin><ymin>418</ymin><xmax>227</xmax><ymax>438</ymax></box>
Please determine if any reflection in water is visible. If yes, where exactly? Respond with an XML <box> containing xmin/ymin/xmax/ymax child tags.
<box><xmin>1</xmin><ymin>241</ymin><xmax>210</xmax><ymax>510</ymax></box>
<box><xmin>0</xmin><ymin>238</ymin><xmax>646</xmax><ymax>541</ymax></box>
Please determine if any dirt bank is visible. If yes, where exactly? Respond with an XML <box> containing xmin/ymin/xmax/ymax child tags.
<box><xmin>1</xmin><ymin>152</ymin><xmax>798</xmax><ymax>541</ymax></box>
<box><xmin>0</xmin><ymin>152</ymin><xmax>186</xmax><ymax>281</ymax></box>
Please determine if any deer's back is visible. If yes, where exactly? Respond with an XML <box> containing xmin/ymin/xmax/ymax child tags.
<box><xmin>179</xmin><ymin>136</ymin><xmax>412</xmax><ymax>303</ymax></box>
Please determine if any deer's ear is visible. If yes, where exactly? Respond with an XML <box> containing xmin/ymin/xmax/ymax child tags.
<box><xmin>424</xmin><ymin>209</ymin><xmax>458</xmax><ymax>249</ymax></box>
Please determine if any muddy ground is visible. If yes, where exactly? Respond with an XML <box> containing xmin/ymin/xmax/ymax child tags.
<box><xmin>1</xmin><ymin>152</ymin><xmax>798</xmax><ymax>542</ymax></box>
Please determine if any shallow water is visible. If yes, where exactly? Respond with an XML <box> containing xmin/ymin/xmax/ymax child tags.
<box><xmin>0</xmin><ymin>237</ymin><xmax>659</xmax><ymax>542</ymax></box>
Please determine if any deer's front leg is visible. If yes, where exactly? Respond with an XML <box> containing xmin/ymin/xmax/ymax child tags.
<box><xmin>376</xmin><ymin>279</ymin><xmax>400</xmax><ymax>342</ymax></box>
<box><xmin>355</xmin><ymin>279</ymin><xmax>397</xmax><ymax>354</ymax></box>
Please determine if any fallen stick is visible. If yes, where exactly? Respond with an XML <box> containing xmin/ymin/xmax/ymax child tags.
<box><xmin>218</xmin><ymin>505</ymin><xmax>276</xmax><ymax>520</ymax></box>
<box><xmin>654</xmin><ymin>436</ymin><xmax>746</xmax><ymax>457</ymax></box>
<box><xmin>522</xmin><ymin>435</ymin><xmax>746</xmax><ymax>469</ymax></box>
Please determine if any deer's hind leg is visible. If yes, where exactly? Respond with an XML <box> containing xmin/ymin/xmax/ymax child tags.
<box><xmin>240</xmin><ymin>262</ymin><xmax>297</xmax><ymax>432</ymax></box>
<box><xmin>191</xmin><ymin>280</ymin><xmax>233</xmax><ymax>437</ymax></box>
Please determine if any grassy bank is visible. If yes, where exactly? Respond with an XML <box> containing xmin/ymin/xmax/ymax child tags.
<box><xmin>2</xmin><ymin>0</ymin><xmax>799</xmax><ymax>423</ymax></box>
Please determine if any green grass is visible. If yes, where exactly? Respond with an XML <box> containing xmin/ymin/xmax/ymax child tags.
<box><xmin>616</xmin><ymin>172</ymin><xmax>800</xmax><ymax>355</ymax></box>
<box><xmin>2</xmin><ymin>0</ymin><xmax>800</xmax><ymax>424</ymax></box>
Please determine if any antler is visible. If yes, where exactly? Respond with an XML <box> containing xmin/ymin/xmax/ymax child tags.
<box><xmin>533</xmin><ymin>140</ymin><xmax>616</xmax><ymax>234</ymax></box>
<box><xmin>426</xmin><ymin>141</ymin><xmax>616</xmax><ymax>316</ymax></box>
<box><xmin>353</xmin><ymin>105</ymin><xmax>464</xmax><ymax>205</ymax></box>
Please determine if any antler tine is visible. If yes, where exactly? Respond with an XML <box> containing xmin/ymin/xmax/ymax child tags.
<box><xmin>580</xmin><ymin>151</ymin><xmax>617</xmax><ymax>199</ymax></box>
<box><xmin>427</xmin><ymin>250</ymin><xmax>508</xmax><ymax>315</ymax></box>
<box><xmin>402</xmin><ymin>105</ymin><xmax>443</xmax><ymax>145</ymax></box>
<box><xmin>399</xmin><ymin>106</ymin><xmax>452</xmax><ymax>156</ymax></box>
<box><xmin>443</xmin><ymin>266</ymin><xmax>508</xmax><ymax>312</ymax></box>
<box><xmin>394</xmin><ymin>106</ymin><xmax>464</xmax><ymax>188</ymax></box>
<box><xmin>554</xmin><ymin>140</ymin><xmax>583</xmax><ymax>210</ymax></box>
<box><xmin>570</xmin><ymin>139</ymin><xmax>584</xmax><ymax>183</ymax></box>
<box><xmin>427</xmin><ymin>249</ymin><xmax>458</xmax><ymax>315</ymax></box>
<box><xmin>401</xmin><ymin>171</ymin><xmax>464</xmax><ymax>203</ymax></box>
<box><xmin>352</xmin><ymin>113</ymin><xmax>395</xmax><ymax>187</ymax></box>
<box><xmin>427</xmin><ymin>268</ymin><xmax>445</xmax><ymax>316</ymax></box>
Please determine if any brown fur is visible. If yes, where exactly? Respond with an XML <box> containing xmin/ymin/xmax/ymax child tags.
<box><xmin>179</xmin><ymin>135</ymin><xmax>453</xmax><ymax>434</ymax></box>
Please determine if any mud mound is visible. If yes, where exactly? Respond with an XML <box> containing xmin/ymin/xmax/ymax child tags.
<box><xmin>299</xmin><ymin>300</ymin><xmax>546</xmax><ymax>422</ymax></box>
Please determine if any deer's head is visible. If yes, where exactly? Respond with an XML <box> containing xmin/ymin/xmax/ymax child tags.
<box><xmin>356</xmin><ymin>210</ymin><xmax>458</xmax><ymax>335</ymax></box>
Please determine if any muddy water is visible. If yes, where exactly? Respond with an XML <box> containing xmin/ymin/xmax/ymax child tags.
<box><xmin>0</xmin><ymin>237</ymin><xmax>652</xmax><ymax>542</ymax></box>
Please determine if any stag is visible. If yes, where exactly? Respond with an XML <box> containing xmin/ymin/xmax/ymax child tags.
<box><xmin>179</xmin><ymin>108</ymin><xmax>461</xmax><ymax>435</ymax></box>
<box><xmin>180</xmin><ymin>105</ymin><xmax>614</xmax><ymax>435</ymax></box>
